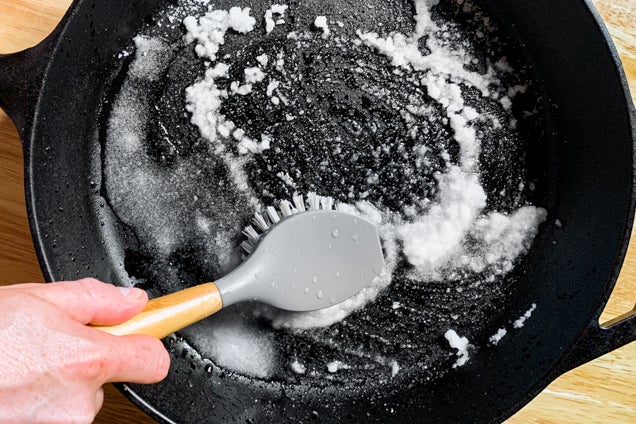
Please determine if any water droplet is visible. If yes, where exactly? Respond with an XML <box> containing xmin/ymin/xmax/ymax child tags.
<box><xmin>332</xmin><ymin>229</ymin><xmax>339</xmax><ymax>238</ymax></box>
<box><xmin>335</xmin><ymin>271</ymin><xmax>341</xmax><ymax>278</ymax></box>
<box><xmin>353</xmin><ymin>218</ymin><xmax>358</xmax><ymax>224</ymax></box>
<box><xmin>316</xmin><ymin>290</ymin><xmax>324</xmax><ymax>299</ymax></box>
<box><xmin>329</xmin><ymin>297</ymin><xmax>336</xmax><ymax>304</ymax></box>
<box><xmin>351</xmin><ymin>234</ymin><xmax>359</xmax><ymax>245</ymax></box>
<box><xmin>328</xmin><ymin>243</ymin><xmax>332</xmax><ymax>249</ymax></box>
<box><xmin>270</xmin><ymin>281</ymin><xmax>276</xmax><ymax>288</ymax></box>
<box><xmin>269</xmin><ymin>246</ymin><xmax>276</xmax><ymax>252</ymax></box>
<box><xmin>293</xmin><ymin>268</ymin><xmax>298</xmax><ymax>273</ymax></box>
<box><xmin>304</xmin><ymin>287</ymin><xmax>310</xmax><ymax>294</ymax></box>
<box><xmin>312</xmin><ymin>276</ymin><xmax>319</xmax><ymax>284</ymax></box>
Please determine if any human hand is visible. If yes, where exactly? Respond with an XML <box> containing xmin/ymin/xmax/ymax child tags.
<box><xmin>0</xmin><ymin>278</ymin><xmax>170</xmax><ymax>423</ymax></box>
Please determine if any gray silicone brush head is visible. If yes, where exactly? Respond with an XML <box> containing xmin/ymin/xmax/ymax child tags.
<box><xmin>216</xmin><ymin>210</ymin><xmax>384</xmax><ymax>311</ymax></box>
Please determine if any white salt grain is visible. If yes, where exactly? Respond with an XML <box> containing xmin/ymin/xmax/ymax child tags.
<box><xmin>326</xmin><ymin>360</ymin><xmax>350</xmax><ymax>373</ymax></box>
<box><xmin>398</xmin><ymin>167</ymin><xmax>486</xmax><ymax>277</ymax></box>
<box><xmin>390</xmin><ymin>360</ymin><xmax>400</xmax><ymax>377</ymax></box>
<box><xmin>227</xmin><ymin>7</ymin><xmax>256</xmax><ymax>34</ymax></box>
<box><xmin>266</xmin><ymin>80</ymin><xmax>280</xmax><ymax>96</ymax></box>
<box><xmin>244</xmin><ymin>66</ymin><xmax>266</xmax><ymax>84</ymax></box>
<box><xmin>129</xmin><ymin>36</ymin><xmax>170</xmax><ymax>81</ymax></box>
<box><xmin>513</xmin><ymin>303</ymin><xmax>537</xmax><ymax>328</ymax></box>
<box><xmin>314</xmin><ymin>16</ymin><xmax>330</xmax><ymax>38</ymax></box>
<box><xmin>500</xmin><ymin>96</ymin><xmax>512</xmax><ymax>110</ymax></box>
<box><xmin>256</xmin><ymin>53</ymin><xmax>269</xmax><ymax>67</ymax></box>
<box><xmin>184</xmin><ymin>7</ymin><xmax>255</xmax><ymax>60</ymax></box>
<box><xmin>489</xmin><ymin>328</ymin><xmax>507</xmax><ymax>345</ymax></box>
<box><xmin>183</xmin><ymin>10</ymin><xmax>229</xmax><ymax>60</ymax></box>
<box><xmin>276</xmin><ymin>171</ymin><xmax>296</xmax><ymax>188</ymax></box>
<box><xmin>264</xmin><ymin>4</ymin><xmax>288</xmax><ymax>33</ymax></box>
<box><xmin>230</xmin><ymin>81</ymin><xmax>253</xmax><ymax>95</ymax></box>
<box><xmin>189</xmin><ymin>313</ymin><xmax>275</xmax><ymax>378</ymax></box>
<box><xmin>444</xmin><ymin>329</ymin><xmax>470</xmax><ymax>368</ymax></box>
<box><xmin>211</xmin><ymin>62</ymin><xmax>230</xmax><ymax>78</ymax></box>
<box><xmin>216</xmin><ymin>119</ymin><xmax>235</xmax><ymax>138</ymax></box>
<box><xmin>291</xmin><ymin>360</ymin><xmax>306</xmax><ymax>374</ymax></box>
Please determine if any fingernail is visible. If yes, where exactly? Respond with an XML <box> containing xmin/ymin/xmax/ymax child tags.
<box><xmin>118</xmin><ymin>286</ymin><xmax>144</xmax><ymax>299</ymax></box>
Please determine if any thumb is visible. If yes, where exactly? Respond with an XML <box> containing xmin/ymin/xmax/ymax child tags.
<box><xmin>9</xmin><ymin>278</ymin><xmax>149</xmax><ymax>325</ymax></box>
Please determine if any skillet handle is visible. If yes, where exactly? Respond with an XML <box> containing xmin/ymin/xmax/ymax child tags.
<box><xmin>90</xmin><ymin>283</ymin><xmax>224</xmax><ymax>339</ymax></box>
<box><xmin>0</xmin><ymin>4</ymin><xmax>74</xmax><ymax>140</ymax></box>
<box><xmin>561</xmin><ymin>307</ymin><xmax>636</xmax><ymax>371</ymax></box>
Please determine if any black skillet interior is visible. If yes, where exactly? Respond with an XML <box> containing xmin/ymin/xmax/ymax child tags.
<box><xmin>0</xmin><ymin>0</ymin><xmax>634</xmax><ymax>423</ymax></box>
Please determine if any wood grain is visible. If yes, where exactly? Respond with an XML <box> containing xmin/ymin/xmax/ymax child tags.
<box><xmin>0</xmin><ymin>0</ymin><xmax>634</xmax><ymax>423</ymax></box>
<box><xmin>92</xmin><ymin>283</ymin><xmax>223</xmax><ymax>338</ymax></box>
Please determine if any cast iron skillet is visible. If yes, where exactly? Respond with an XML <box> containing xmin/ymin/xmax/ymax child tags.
<box><xmin>1</xmin><ymin>0</ymin><xmax>635</xmax><ymax>422</ymax></box>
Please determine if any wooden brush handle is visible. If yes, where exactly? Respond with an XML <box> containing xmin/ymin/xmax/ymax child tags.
<box><xmin>91</xmin><ymin>283</ymin><xmax>223</xmax><ymax>338</ymax></box>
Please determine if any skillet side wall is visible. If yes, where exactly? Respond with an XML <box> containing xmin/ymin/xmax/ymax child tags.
<box><xmin>417</xmin><ymin>0</ymin><xmax>636</xmax><ymax>422</ymax></box>
<box><xmin>27</xmin><ymin>0</ymin><xmax>164</xmax><ymax>283</ymax></box>
<box><xmin>22</xmin><ymin>0</ymin><xmax>635</xmax><ymax>422</ymax></box>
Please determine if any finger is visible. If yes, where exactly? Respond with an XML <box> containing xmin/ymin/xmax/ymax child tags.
<box><xmin>99</xmin><ymin>334</ymin><xmax>170</xmax><ymax>384</ymax></box>
<box><xmin>9</xmin><ymin>278</ymin><xmax>149</xmax><ymax>325</ymax></box>
<box><xmin>95</xmin><ymin>387</ymin><xmax>105</xmax><ymax>412</ymax></box>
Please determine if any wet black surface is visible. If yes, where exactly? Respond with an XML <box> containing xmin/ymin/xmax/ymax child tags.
<box><xmin>100</xmin><ymin>0</ymin><xmax>546</xmax><ymax>420</ymax></box>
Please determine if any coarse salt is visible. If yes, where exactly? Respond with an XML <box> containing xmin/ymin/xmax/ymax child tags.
<box><xmin>445</xmin><ymin>329</ymin><xmax>470</xmax><ymax>368</ymax></box>
<box><xmin>314</xmin><ymin>16</ymin><xmax>330</xmax><ymax>38</ymax></box>
<box><xmin>489</xmin><ymin>328</ymin><xmax>507</xmax><ymax>345</ymax></box>
<box><xmin>513</xmin><ymin>303</ymin><xmax>537</xmax><ymax>328</ymax></box>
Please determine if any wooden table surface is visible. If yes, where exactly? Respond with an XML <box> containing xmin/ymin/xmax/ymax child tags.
<box><xmin>0</xmin><ymin>0</ymin><xmax>634</xmax><ymax>422</ymax></box>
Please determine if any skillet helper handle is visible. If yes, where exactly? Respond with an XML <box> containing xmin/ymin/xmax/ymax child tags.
<box><xmin>562</xmin><ymin>307</ymin><xmax>636</xmax><ymax>371</ymax></box>
<box><xmin>91</xmin><ymin>283</ymin><xmax>223</xmax><ymax>339</ymax></box>
<box><xmin>0</xmin><ymin>1</ymin><xmax>74</xmax><ymax>139</ymax></box>
<box><xmin>0</xmin><ymin>47</ymin><xmax>52</xmax><ymax>138</ymax></box>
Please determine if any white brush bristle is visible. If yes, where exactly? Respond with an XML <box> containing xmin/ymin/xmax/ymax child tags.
<box><xmin>242</xmin><ymin>225</ymin><xmax>260</xmax><ymax>243</ymax></box>
<box><xmin>336</xmin><ymin>202</ymin><xmax>356</xmax><ymax>214</ymax></box>
<box><xmin>266</xmin><ymin>206</ymin><xmax>281</xmax><ymax>223</ymax></box>
<box><xmin>293</xmin><ymin>194</ymin><xmax>306</xmax><ymax>212</ymax></box>
<box><xmin>307</xmin><ymin>193</ymin><xmax>320</xmax><ymax>210</ymax></box>
<box><xmin>240</xmin><ymin>192</ymin><xmax>348</xmax><ymax>254</ymax></box>
<box><xmin>240</xmin><ymin>240</ymin><xmax>253</xmax><ymax>254</ymax></box>
<box><xmin>279</xmin><ymin>200</ymin><xmax>294</xmax><ymax>217</ymax></box>
<box><xmin>252</xmin><ymin>212</ymin><xmax>270</xmax><ymax>232</ymax></box>
<box><xmin>321</xmin><ymin>196</ymin><xmax>334</xmax><ymax>210</ymax></box>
